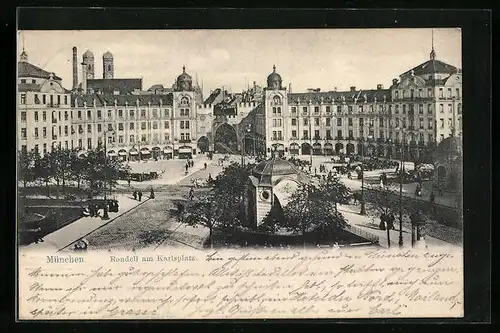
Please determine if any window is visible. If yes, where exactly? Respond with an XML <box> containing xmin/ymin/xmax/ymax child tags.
<box><xmin>278</xmin><ymin>131</ymin><xmax>283</xmax><ymax>139</ymax></box>
<box><xmin>428</xmin><ymin>104</ymin><xmax>433</xmax><ymax>115</ymax></box>
<box><xmin>273</xmin><ymin>119</ymin><xmax>282</xmax><ymax>127</ymax></box>
<box><xmin>43</xmin><ymin>127</ymin><xmax>47</xmax><ymax>137</ymax></box>
<box><xmin>180</xmin><ymin>108</ymin><xmax>190</xmax><ymax>116</ymax></box>
<box><xmin>42</xmin><ymin>95</ymin><xmax>46</xmax><ymax>104</ymax></box>
<box><xmin>86</xmin><ymin>124</ymin><xmax>91</xmax><ymax>133</ymax></box>
<box><xmin>152</xmin><ymin>122</ymin><xmax>158</xmax><ymax>130</ymax></box>
<box><xmin>291</xmin><ymin>107</ymin><xmax>297</xmax><ymax>114</ymax></box>
<box><xmin>348</xmin><ymin>106</ymin><xmax>353</xmax><ymax>113</ymax></box>
<box><xmin>21</xmin><ymin>79</ymin><xmax>26</xmax><ymax>83</ymax></box>
<box><xmin>314</xmin><ymin>130</ymin><xmax>320</xmax><ymax>139</ymax></box>
<box><xmin>130</xmin><ymin>110</ymin><xmax>135</xmax><ymax>118</ymax></box>
<box><xmin>458</xmin><ymin>104</ymin><xmax>462</xmax><ymax>114</ymax></box>
<box><xmin>369</xmin><ymin>119</ymin><xmax>374</xmax><ymax>127</ymax></box>
<box><xmin>402</xmin><ymin>119</ymin><xmax>406</xmax><ymax>128</ymax></box>
<box><xmin>21</xmin><ymin>111</ymin><xmax>26</xmax><ymax>122</ymax></box>
<box><xmin>359</xmin><ymin>118</ymin><xmax>364</xmax><ymax>127</ymax></box>
<box><xmin>87</xmin><ymin>138</ymin><xmax>92</xmax><ymax>149</ymax></box>
<box><xmin>78</xmin><ymin>125</ymin><xmax>83</xmax><ymax>134</ymax></box>
<box><xmin>141</xmin><ymin>122</ymin><xmax>147</xmax><ymax>130</ymax></box>
<box><xmin>440</xmin><ymin>104</ymin><xmax>444</xmax><ymax>113</ymax></box>
<box><xmin>419</xmin><ymin>104</ymin><xmax>424</xmax><ymax>114</ymax></box>
<box><xmin>291</xmin><ymin>118</ymin><xmax>297</xmax><ymax>126</ymax></box>
<box><xmin>428</xmin><ymin>118</ymin><xmax>433</xmax><ymax>129</ymax></box>
<box><xmin>379</xmin><ymin>117</ymin><xmax>383</xmax><ymax>126</ymax></box>
<box><xmin>152</xmin><ymin>109</ymin><xmax>158</xmax><ymax>118</ymax></box>
<box><xmin>97</xmin><ymin>124</ymin><xmax>102</xmax><ymax>132</ymax></box>
<box><xmin>314</xmin><ymin>118</ymin><xmax>320</xmax><ymax>126</ymax></box>
<box><xmin>326</xmin><ymin>118</ymin><xmax>331</xmax><ymax>126</ymax></box>
<box><xmin>141</xmin><ymin>109</ymin><xmax>146</xmax><ymax>118</ymax></box>
<box><xmin>64</xmin><ymin>126</ymin><xmax>68</xmax><ymax>136</ymax></box>
<box><xmin>388</xmin><ymin>105</ymin><xmax>392</xmax><ymax>114</ymax></box>
<box><xmin>395</xmin><ymin>118</ymin><xmax>400</xmax><ymax>128</ymax></box>
<box><xmin>273</xmin><ymin>96</ymin><xmax>281</xmax><ymax>104</ymax></box>
<box><xmin>87</xmin><ymin>110</ymin><xmax>91</xmax><ymax>119</ymax></box>
<box><xmin>337</xmin><ymin>130</ymin><xmax>342</xmax><ymax>138</ymax></box>
<box><xmin>141</xmin><ymin>134</ymin><xmax>147</xmax><ymax>142</ymax></box>
<box><xmin>164</xmin><ymin>109</ymin><xmax>169</xmax><ymax>117</ymax></box>
<box><xmin>180</xmin><ymin>121</ymin><xmax>185</xmax><ymax>129</ymax></box>
<box><xmin>359</xmin><ymin>105</ymin><xmax>364</xmax><ymax>113</ymax></box>
<box><xmin>448</xmin><ymin>104</ymin><xmax>453</xmax><ymax>113</ymax></box>
<box><xmin>164</xmin><ymin>121</ymin><xmax>169</xmax><ymax>129</ymax></box>
<box><xmin>57</xmin><ymin>95</ymin><xmax>61</xmax><ymax>105</ymax></box>
<box><xmin>348</xmin><ymin>118</ymin><xmax>353</xmax><ymax>126</ymax></box>
<box><xmin>326</xmin><ymin>130</ymin><xmax>332</xmax><ymax>139</ymax></box>
<box><xmin>277</xmin><ymin>107</ymin><xmax>282</xmax><ymax>114</ymax></box>
<box><xmin>395</xmin><ymin>105</ymin><xmax>399</xmax><ymax>114</ymax></box>
<box><xmin>439</xmin><ymin>88</ymin><xmax>444</xmax><ymax>98</ymax></box>
<box><xmin>108</xmin><ymin>110</ymin><xmax>112</xmax><ymax>118</ymax></box>
<box><xmin>20</xmin><ymin>94</ymin><xmax>26</xmax><ymax>104</ymax></box>
<box><xmin>403</xmin><ymin>105</ymin><xmax>406</xmax><ymax>114</ymax></box>
<box><xmin>64</xmin><ymin>96</ymin><xmax>68</xmax><ymax>105</ymax></box>
<box><xmin>418</xmin><ymin>89</ymin><xmax>422</xmax><ymax>98</ymax></box>
<box><xmin>97</xmin><ymin>110</ymin><xmax>102</xmax><ymax>118</ymax></box>
<box><xmin>456</xmin><ymin>88</ymin><xmax>460</xmax><ymax>98</ymax></box>
<box><xmin>302</xmin><ymin>107</ymin><xmax>308</xmax><ymax>114</ymax></box>
<box><xmin>448</xmin><ymin>88</ymin><xmax>452</xmax><ymax>98</ymax></box>
<box><xmin>181</xmin><ymin>97</ymin><xmax>189</xmax><ymax>105</ymax></box>
<box><xmin>303</xmin><ymin>130</ymin><xmax>308</xmax><ymax>139</ymax></box>
<box><xmin>303</xmin><ymin>118</ymin><xmax>308</xmax><ymax>126</ymax></box>
<box><xmin>448</xmin><ymin>118</ymin><xmax>452</xmax><ymax>127</ymax></box>
<box><xmin>129</xmin><ymin>122</ymin><xmax>134</xmax><ymax>130</ymax></box>
<box><xmin>34</xmin><ymin>128</ymin><xmax>39</xmax><ymax>138</ymax></box>
<box><xmin>395</xmin><ymin>91</ymin><xmax>399</xmax><ymax>99</ymax></box>
<box><xmin>337</xmin><ymin>118</ymin><xmax>342</xmax><ymax>126</ymax></box>
<box><xmin>34</xmin><ymin>94</ymin><xmax>40</xmax><ymax>104</ymax></box>
<box><xmin>314</xmin><ymin>106</ymin><xmax>319</xmax><ymax>113</ymax></box>
<box><xmin>118</xmin><ymin>135</ymin><xmax>123</xmax><ymax>144</ymax></box>
<box><xmin>440</xmin><ymin>118</ymin><xmax>444</xmax><ymax>128</ymax></box>
<box><xmin>419</xmin><ymin>118</ymin><xmax>424</xmax><ymax>129</ymax></box>
<box><xmin>379</xmin><ymin>130</ymin><xmax>384</xmax><ymax>139</ymax></box>
<box><xmin>164</xmin><ymin>133</ymin><xmax>170</xmax><ymax>141</ymax></box>
<box><xmin>326</xmin><ymin>106</ymin><xmax>331</xmax><ymax>113</ymax></box>
<box><xmin>107</xmin><ymin>124</ymin><xmax>113</xmax><ymax>132</ymax></box>
<box><xmin>272</xmin><ymin>107</ymin><xmax>277</xmax><ymax>114</ymax></box>
<box><xmin>21</xmin><ymin>128</ymin><xmax>27</xmax><ymax>139</ymax></box>
<box><xmin>64</xmin><ymin>111</ymin><xmax>68</xmax><ymax>121</ymax></box>
<box><xmin>292</xmin><ymin>130</ymin><xmax>297</xmax><ymax>138</ymax></box>
<box><xmin>118</xmin><ymin>123</ymin><xmax>124</xmax><ymax>131</ymax></box>
<box><xmin>370</xmin><ymin>105</ymin><xmax>374</xmax><ymax>112</ymax></box>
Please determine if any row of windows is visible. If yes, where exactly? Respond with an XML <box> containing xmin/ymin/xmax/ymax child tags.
<box><xmin>438</xmin><ymin>118</ymin><xmax>462</xmax><ymax>129</ymax></box>
<box><xmin>286</xmin><ymin>129</ymin><xmax>433</xmax><ymax>142</ymax></box>
<box><xmin>286</xmin><ymin>103</ymin><xmax>461</xmax><ymax>115</ymax></box>
<box><xmin>20</xmin><ymin>93</ymin><xmax>69</xmax><ymax>106</ymax></box>
<box><xmin>393</xmin><ymin>87</ymin><xmax>460</xmax><ymax>99</ymax></box>
<box><xmin>282</xmin><ymin>117</ymin><xmax>435</xmax><ymax>128</ymax></box>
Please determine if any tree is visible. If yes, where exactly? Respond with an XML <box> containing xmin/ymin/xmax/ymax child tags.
<box><xmin>34</xmin><ymin>152</ymin><xmax>53</xmax><ymax>197</ymax></box>
<box><xmin>18</xmin><ymin>150</ymin><xmax>36</xmax><ymax>189</ymax></box>
<box><xmin>279</xmin><ymin>183</ymin><xmax>349</xmax><ymax>246</ymax></box>
<box><xmin>318</xmin><ymin>173</ymin><xmax>352</xmax><ymax>212</ymax></box>
<box><xmin>50</xmin><ymin>148</ymin><xmax>75</xmax><ymax>197</ymax></box>
<box><xmin>182</xmin><ymin>196</ymin><xmax>220</xmax><ymax>248</ymax></box>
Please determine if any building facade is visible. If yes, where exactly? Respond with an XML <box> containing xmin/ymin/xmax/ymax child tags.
<box><xmin>17</xmin><ymin>45</ymin><xmax>462</xmax><ymax>163</ymax></box>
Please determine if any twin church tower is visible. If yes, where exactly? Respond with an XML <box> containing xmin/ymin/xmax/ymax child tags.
<box><xmin>72</xmin><ymin>47</ymin><xmax>114</xmax><ymax>90</ymax></box>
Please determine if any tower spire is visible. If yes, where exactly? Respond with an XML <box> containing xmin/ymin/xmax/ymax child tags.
<box><xmin>430</xmin><ymin>29</ymin><xmax>436</xmax><ymax>60</ymax></box>
<box><xmin>19</xmin><ymin>33</ymin><xmax>28</xmax><ymax>62</ymax></box>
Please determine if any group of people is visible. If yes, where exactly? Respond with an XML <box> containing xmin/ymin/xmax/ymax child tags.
<box><xmin>185</xmin><ymin>159</ymin><xmax>195</xmax><ymax>174</ymax></box>
<box><xmin>379</xmin><ymin>212</ymin><xmax>396</xmax><ymax>231</ymax></box>
<box><xmin>133</xmin><ymin>188</ymin><xmax>156</xmax><ymax>201</ymax></box>
<box><xmin>83</xmin><ymin>203</ymin><xmax>102</xmax><ymax>217</ymax></box>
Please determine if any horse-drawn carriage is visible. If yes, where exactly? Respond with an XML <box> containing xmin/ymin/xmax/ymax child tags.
<box><xmin>86</xmin><ymin>197</ymin><xmax>119</xmax><ymax>213</ymax></box>
<box><xmin>129</xmin><ymin>172</ymin><xmax>159</xmax><ymax>182</ymax></box>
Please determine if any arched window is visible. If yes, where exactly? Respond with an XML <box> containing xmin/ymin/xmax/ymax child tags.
<box><xmin>273</xmin><ymin>95</ymin><xmax>281</xmax><ymax>104</ymax></box>
<box><xmin>108</xmin><ymin>65</ymin><xmax>111</xmax><ymax>71</ymax></box>
<box><xmin>181</xmin><ymin>97</ymin><xmax>189</xmax><ymax>105</ymax></box>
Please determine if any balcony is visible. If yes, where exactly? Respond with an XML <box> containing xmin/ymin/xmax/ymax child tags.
<box><xmin>178</xmin><ymin>139</ymin><xmax>191</xmax><ymax>144</ymax></box>
<box><xmin>325</xmin><ymin>136</ymin><xmax>333</xmax><ymax>141</ymax></box>
<box><xmin>335</xmin><ymin>136</ymin><xmax>344</xmax><ymax>140</ymax></box>
<box><xmin>313</xmin><ymin>136</ymin><xmax>322</xmax><ymax>141</ymax></box>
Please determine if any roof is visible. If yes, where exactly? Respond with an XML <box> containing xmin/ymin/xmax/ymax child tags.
<box><xmin>18</xmin><ymin>62</ymin><xmax>62</xmax><ymax>80</ymax></box>
<box><xmin>204</xmin><ymin>88</ymin><xmax>223</xmax><ymax>104</ymax></box>
<box><xmin>402</xmin><ymin>59</ymin><xmax>461</xmax><ymax>77</ymax></box>
<box><xmin>103</xmin><ymin>51</ymin><xmax>113</xmax><ymax>59</ymax></box>
<box><xmin>287</xmin><ymin>88</ymin><xmax>391</xmax><ymax>104</ymax></box>
<box><xmin>72</xmin><ymin>93</ymin><xmax>173</xmax><ymax>107</ymax></box>
<box><xmin>433</xmin><ymin>137</ymin><xmax>462</xmax><ymax>158</ymax></box>
<box><xmin>87</xmin><ymin>78</ymin><xmax>142</xmax><ymax>94</ymax></box>
<box><xmin>252</xmin><ymin>156</ymin><xmax>302</xmax><ymax>186</ymax></box>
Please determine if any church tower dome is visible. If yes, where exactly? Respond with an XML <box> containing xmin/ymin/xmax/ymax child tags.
<box><xmin>267</xmin><ymin>65</ymin><xmax>282</xmax><ymax>89</ymax></box>
<box><xmin>102</xmin><ymin>50</ymin><xmax>114</xmax><ymax>79</ymax></box>
<box><xmin>175</xmin><ymin>66</ymin><xmax>193</xmax><ymax>91</ymax></box>
<box><xmin>82</xmin><ymin>50</ymin><xmax>95</xmax><ymax>79</ymax></box>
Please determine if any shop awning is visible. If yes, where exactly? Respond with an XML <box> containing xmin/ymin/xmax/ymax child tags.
<box><xmin>140</xmin><ymin>148</ymin><xmax>151</xmax><ymax>154</ymax></box>
<box><xmin>118</xmin><ymin>150</ymin><xmax>127</xmax><ymax>156</ymax></box>
<box><xmin>179</xmin><ymin>148</ymin><xmax>192</xmax><ymax>153</ymax></box>
<box><xmin>107</xmin><ymin>150</ymin><xmax>118</xmax><ymax>157</ymax></box>
<box><xmin>129</xmin><ymin>149</ymin><xmax>139</xmax><ymax>155</ymax></box>
<box><xmin>163</xmin><ymin>146</ymin><xmax>173</xmax><ymax>153</ymax></box>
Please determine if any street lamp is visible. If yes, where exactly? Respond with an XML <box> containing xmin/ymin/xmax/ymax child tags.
<box><xmin>395</xmin><ymin>127</ymin><xmax>412</xmax><ymax>247</ymax></box>
<box><xmin>102</xmin><ymin>129</ymin><xmax>116</xmax><ymax>220</ymax></box>
<box><xmin>360</xmin><ymin>135</ymin><xmax>373</xmax><ymax>215</ymax></box>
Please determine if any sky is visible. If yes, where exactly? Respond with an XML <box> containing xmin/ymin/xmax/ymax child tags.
<box><xmin>18</xmin><ymin>29</ymin><xmax>461</xmax><ymax>96</ymax></box>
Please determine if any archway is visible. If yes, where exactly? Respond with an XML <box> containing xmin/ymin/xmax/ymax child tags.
<box><xmin>346</xmin><ymin>143</ymin><xmax>355</xmax><ymax>155</ymax></box>
<box><xmin>289</xmin><ymin>143</ymin><xmax>300</xmax><ymax>155</ymax></box>
<box><xmin>437</xmin><ymin>166</ymin><xmax>446</xmax><ymax>185</ymax></box>
<box><xmin>140</xmin><ymin>147</ymin><xmax>151</xmax><ymax>160</ymax></box>
<box><xmin>301</xmin><ymin>142</ymin><xmax>311</xmax><ymax>156</ymax></box>
<box><xmin>179</xmin><ymin>145</ymin><xmax>193</xmax><ymax>159</ymax></box>
<box><xmin>197</xmin><ymin>136</ymin><xmax>210</xmax><ymax>153</ymax></box>
<box><xmin>335</xmin><ymin>142</ymin><xmax>344</xmax><ymax>154</ymax></box>
<box><xmin>118</xmin><ymin>149</ymin><xmax>127</xmax><ymax>161</ymax></box>
<box><xmin>312</xmin><ymin>143</ymin><xmax>322</xmax><ymax>155</ymax></box>
<box><xmin>214</xmin><ymin>123</ymin><xmax>238</xmax><ymax>154</ymax></box>
<box><xmin>324</xmin><ymin>143</ymin><xmax>333</xmax><ymax>156</ymax></box>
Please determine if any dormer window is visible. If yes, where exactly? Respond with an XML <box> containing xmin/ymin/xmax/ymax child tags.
<box><xmin>273</xmin><ymin>96</ymin><xmax>281</xmax><ymax>105</ymax></box>
<box><xmin>180</xmin><ymin>97</ymin><xmax>189</xmax><ymax>105</ymax></box>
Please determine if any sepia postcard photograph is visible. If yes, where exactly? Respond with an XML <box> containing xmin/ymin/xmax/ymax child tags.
<box><xmin>16</xmin><ymin>25</ymin><xmax>467</xmax><ymax>320</ymax></box>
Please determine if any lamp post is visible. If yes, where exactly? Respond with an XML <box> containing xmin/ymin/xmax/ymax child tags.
<box><xmin>102</xmin><ymin>130</ymin><xmax>116</xmax><ymax>220</ymax></box>
<box><xmin>396</xmin><ymin>127</ymin><xmax>410</xmax><ymax>247</ymax></box>
<box><xmin>359</xmin><ymin>135</ymin><xmax>373</xmax><ymax>215</ymax></box>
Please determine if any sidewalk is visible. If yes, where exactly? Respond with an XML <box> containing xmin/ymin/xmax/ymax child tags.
<box><xmin>22</xmin><ymin>194</ymin><xmax>147</xmax><ymax>252</ymax></box>
<box><xmin>338</xmin><ymin>205</ymin><xmax>461</xmax><ymax>250</ymax></box>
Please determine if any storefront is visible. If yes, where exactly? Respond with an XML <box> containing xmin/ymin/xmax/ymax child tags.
<box><xmin>323</xmin><ymin>143</ymin><xmax>333</xmax><ymax>156</ymax></box>
<box><xmin>140</xmin><ymin>147</ymin><xmax>151</xmax><ymax>160</ymax></box>
<box><xmin>118</xmin><ymin>149</ymin><xmax>127</xmax><ymax>161</ymax></box>
<box><xmin>129</xmin><ymin>148</ymin><xmax>139</xmax><ymax>161</ymax></box>
<box><xmin>163</xmin><ymin>146</ymin><xmax>173</xmax><ymax>159</ymax></box>
<box><xmin>107</xmin><ymin>150</ymin><xmax>118</xmax><ymax>160</ymax></box>
<box><xmin>152</xmin><ymin>147</ymin><xmax>161</xmax><ymax>160</ymax></box>
<box><xmin>289</xmin><ymin>143</ymin><xmax>300</xmax><ymax>156</ymax></box>
<box><xmin>178</xmin><ymin>146</ymin><xmax>193</xmax><ymax>159</ymax></box>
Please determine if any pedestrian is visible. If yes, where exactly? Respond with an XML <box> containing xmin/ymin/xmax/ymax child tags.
<box><xmin>138</xmin><ymin>191</ymin><xmax>142</xmax><ymax>201</ymax></box>
<box><xmin>314</xmin><ymin>167</ymin><xmax>317</xmax><ymax>175</ymax></box>
<box><xmin>208</xmin><ymin>173</ymin><xmax>213</xmax><ymax>183</ymax></box>
<box><xmin>387</xmin><ymin>213</ymin><xmax>396</xmax><ymax>230</ymax></box>
<box><xmin>204</xmin><ymin>162</ymin><xmax>207</xmax><ymax>170</ymax></box>
<box><xmin>347</xmin><ymin>171</ymin><xmax>352</xmax><ymax>180</ymax></box>
<box><xmin>133</xmin><ymin>191</ymin><xmax>137</xmax><ymax>200</ymax></box>
<box><xmin>191</xmin><ymin>160</ymin><xmax>194</xmax><ymax>167</ymax></box>
<box><xmin>188</xmin><ymin>187</ymin><xmax>194</xmax><ymax>201</ymax></box>
<box><xmin>430</xmin><ymin>191</ymin><xmax>435</xmax><ymax>204</ymax></box>
<box><xmin>150</xmin><ymin>188</ymin><xmax>155</xmax><ymax>199</ymax></box>
<box><xmin>185</xmin><ymin>164</ymin><xmax>189</xmax><ymax>173</ymax></box>
<box><xmin>379</xmin><ymin>213</ymin><xmax>387</xmax><ymax>230</ymax></box>
<box><xmin>128</xmin><ymin>178</ymin><xmax>131</xmax><ymax>187</ymax></box>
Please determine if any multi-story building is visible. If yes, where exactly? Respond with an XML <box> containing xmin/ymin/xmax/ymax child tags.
<box><xmin>17</xmin><ymin>44</ymin><xmax>461</xmax><ymax>163</ymax></box>
<box><xmin>262</xmin><ymin>46</ymin><xmax>462</xmax><ymax>160</ymax></box>
<box><xmin>17</xmin><ymin>48</ymin><xmax>73</xmax><ymax>155</ymax></box>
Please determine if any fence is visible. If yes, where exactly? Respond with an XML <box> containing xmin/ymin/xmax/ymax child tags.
<box><xmin>346</xmin><ymin>224</ymin><xmax>380</xmax><ymax>244</ymax></box>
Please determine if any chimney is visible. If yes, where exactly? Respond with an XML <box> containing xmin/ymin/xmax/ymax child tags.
<box><xmin>81</xmin><ymin>62</ymin><xmax>87</xmax><ymax>93</ymax></box>
<box><xmin>288</xmin><ymin>83</ymin><xmax>292</xmax><ymax>93</ymax></box>
<box><xmin>253</xmin><ymin>81</ymin><xmax>256</xmax><ymax>90</ymax></box>
<box><xmin>377</xmin><ymin>84</ymin><xmax>383</xmax><ymax>90</ymax></box>
<box><xmin>392</xmin><ymin>78</ymin><xmax>398</xmax><ymax>86</ymax></box>
<box><xmin>350</xmin><ymin>86</ymin><xmax>356</xmax><ymax>92</ymax></box>
<box><xmin>72</xmin><ymin>47</ymin><xmax>78</xmax><ymax>90</ymax></box>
